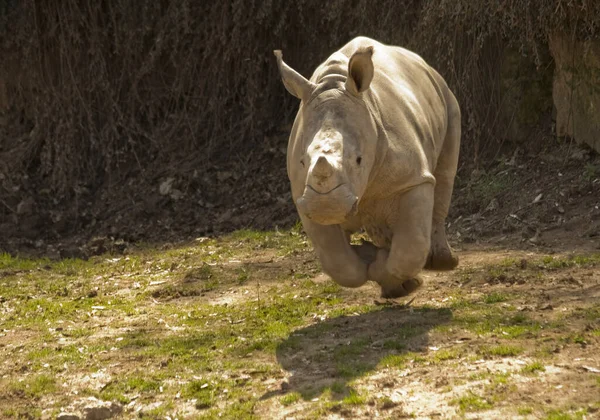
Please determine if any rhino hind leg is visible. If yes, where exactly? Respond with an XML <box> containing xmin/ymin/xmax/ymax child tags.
<box><xmin>424</xmin><ymin>223</ymin><xmax>459</xmax><ymax>270</ymax></box>
<box><xmin>425</xmin><ymin>89</ymin><xmax>461</xmax><ymax>271</ymax></box>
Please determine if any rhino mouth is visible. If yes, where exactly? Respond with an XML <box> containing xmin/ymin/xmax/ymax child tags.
<box><xmin>307</xmin><ymin>183</ymin><xmax>345</xmax><ymax>195</ymax></box>
<box><xmin>296</xmin><ymin>183</ymin><xmax>358</xmax><ymax>225</ymax></box>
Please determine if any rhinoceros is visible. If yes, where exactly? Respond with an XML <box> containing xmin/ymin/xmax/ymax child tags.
<box><xmin>273</xmin><ymin>36</ymin><xmax>461</xmax><ymax>298</ymax></box>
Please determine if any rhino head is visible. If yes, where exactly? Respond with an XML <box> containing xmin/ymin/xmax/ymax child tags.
<box><xmin>274</xmin><ymin>47</ymin><xmax>378</xmax><ymax>225</ymax></box>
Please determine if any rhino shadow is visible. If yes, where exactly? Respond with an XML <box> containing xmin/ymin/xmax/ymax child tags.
<box><xmin>265</xmin><ymin>304</ymin><xmax>452</xmax><ymax>401</ymax></box>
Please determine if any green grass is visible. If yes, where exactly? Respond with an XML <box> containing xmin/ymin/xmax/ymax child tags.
<box><xmin>430</xmin><ymin>348</ymin><xmax>462</xmax><ymax>363</ymax></box>
<box><xmin>454</xmin><ymin>308</ymin><xmax>541</xmax><ymax>338</ymax></box>
<box><xmin>0</xmin><ymin>252</ymin><xmax>48</xmax><ymax>271</ymax></box>
<box><xmin>545</xmin><ymin>408</ymin><xmax>589</xmax><ymax>420</ymax></box>
<box><xmin>521</xmin><ymin>361</ymin><xmax>546</xmax><ymax>375</ymax></box>
<box><xmin>483</xmin><ymin>292</ymin><xmax>510</xmax><ymax>304</ymax></box>
<box><xmin>8</xmin><ymin>374</ymin><xmax>56</xmax><ymax>398</ymax></box>
<box><xmin>480</xmin><ymin>345</ymin><xmax>524</xmax><ymax>357</ymax></box>
<box><xmin>452</xmin><ymin>392</ymin><xmax>493</xmax><ymax>412</ymax></box>
<box><xmin>341</xmin><ymin>390</ymin><xmax>366</xmax><ymax>406</ymax></box>
<box><xmin>540</xmin><ymin>254</ymin><xmax>600</xmax><ymax>269</ymax></box>
<box><xmin>280</xmin><ymin>392</ymin><xmax>301</xmax><ymax>406</ymax></box>
<box><xmin>518</xmin><ymin>406</ymin><xmax>534</xmax><ymax>415</ymax></box>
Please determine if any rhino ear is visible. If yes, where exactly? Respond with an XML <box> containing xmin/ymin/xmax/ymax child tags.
<box><xmin>273</xmin><ymin>50</ymin><xmax>316</xmax><ymax>102</ymax></box>
<box><xmin>346</xmin><ymin>46</ymin><xmax>374</xmax><ymax>96</ymax></box>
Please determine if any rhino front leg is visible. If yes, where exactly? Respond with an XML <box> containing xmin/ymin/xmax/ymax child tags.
<box><xmin>368</xmin><ymin>184</ymin><xmax>433</xmax><ymax>298</ymax></box>
<box><xmin>299</xmin><ymin>214</ymin><xmax>374</xmax><ymax>288</ymax></box>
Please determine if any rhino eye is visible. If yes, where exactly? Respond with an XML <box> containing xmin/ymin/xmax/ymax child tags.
<box><xmin>300</xmin><ymin>159</ymin><xmax>305</xmax><ymax>168</ymax></box>
<box><xmin>356</xmin><ymin>156</ymin><xmax>362</xmax><ymax>165</ymax></box>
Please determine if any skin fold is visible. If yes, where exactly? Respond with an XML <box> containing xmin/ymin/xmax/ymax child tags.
<box><xmin>274</xmin><ymin>36</ymin><xmax>461</xmax><ymax>298</ymax></box>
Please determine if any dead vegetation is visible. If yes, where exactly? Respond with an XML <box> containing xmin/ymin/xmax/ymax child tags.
<box><xmin>1</xmin><ymin>1</ymin><xmax>600</xmax><ymax>246</ymax></box>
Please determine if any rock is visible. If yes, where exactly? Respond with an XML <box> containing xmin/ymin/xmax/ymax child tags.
<box><xmin>82</xmin><ymin>398</ymin><xmax>122</xmax><ymax>420</ymax></box>
<box><xmin>159</xmin><ymin>177</ymin><xmax>175</xmax><ymax>196</ymax></box>
<box><xmin>57</xmin><ymin>413</ymin><xmax>81</xmax><ymax>420</ymax></box>
<box><xmin>549</xmin><ymin>32</ymin><xmax>600</xmax><ymax>153</ymax></box>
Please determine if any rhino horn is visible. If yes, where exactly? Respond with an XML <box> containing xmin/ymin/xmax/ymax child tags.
<box><xmin>312</xmin><ymin>156</ymin><xmax>334</xmax><ymax>179</ymax></box>
<box><xmin>273</xmin><ymin>50</ymin><xmax>316</xmax><ymax>102</ymax></box>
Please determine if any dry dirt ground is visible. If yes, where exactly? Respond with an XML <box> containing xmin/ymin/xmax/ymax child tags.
<box><xmin>0</xmin><ymin>222</ymin><xmax>599</xmax><ymax>419</ymax></box>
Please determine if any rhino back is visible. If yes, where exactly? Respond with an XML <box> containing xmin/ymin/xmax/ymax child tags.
<box><xmin>342</xmin><ymin>37</ymin><xmax>451</xmax><ymax>199</ymax></box>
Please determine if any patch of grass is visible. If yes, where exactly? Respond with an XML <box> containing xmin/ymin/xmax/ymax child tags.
<box><xmin>498</xmin><ymin>257</ymin><xmax>520</xmax><ymax>268</ymax></box>
<box><xmin>451</xmin><ymin>392</ymin><xmax>493</xmax><ymax>412</ymax></box>
<box><xmin>521</xmin><ymin>361</ymin><xmax>546</xmax><ymax>374</ymax></box>
<box><xmin>481</xmin><ymin>344</ymin><xmax>524</xmax><ymax>357</ymax></box>
<box><xmin>198</xmin><ymin>401</ymin><xmax>258</xmax><ymax>420</ymax></box>
<box><xmin>333</xmin><ymin>338</ymin><xmax>373</xmax><ymax>377</ymax></box>
<box><xmin>581</xmin><ymin>306</ymin><xmax>600</xmax><ymax>321</ymax></box>
<box><xmin>518</xmin><ymin>406</ymin><xmax>534</xmax><ymax>415</ymax></box>
<box><xmin>329</xmin><ymin>381</ymin><xmax>346</xmax><ymax>394</ymax></box>
<box><xmin>468</xmin><ymin>372</ymin><xmax>490</xmax><ymax>381</ymax></box>
<box><xmin>226</xmin><ymin>228</ymin><xmax>307</xmax><ymax>256</ymax></box>
<box><xmin>491</xmin><ymin>372</ymin><xmax>511</xmax><ymax>386</ymax></box>
<box><xmin>342</xmin><ymin>390</ymin><xmax>366</xmax><ymax>406</ymax></box>
<box><xmin>378</xmin><ymin>352</ymin><xmax>422</xmax><ymax>369</ymax></box>
<box><xmin>100</xmin><ymin>375</ymin><xmax>161</xmax><ymax>401</ymax></box>
<box><xmin>9</xmin><ymin>374</ymin><xmax>56</xmax><ymax>398</ymax></box>
<box><xmin>236</xmin><ymin>268</ymin><xmax>250</xmax><ymax>284</ymax></box>
<box><xmin>454</xmin><ymin>307</ymin><xmax>541</xmax><ymax>338</ymax></box>
<box><xmin>540</xmin><ymin>254</ymin><xmax>600</xmax><ymax>270</ymax></box>
<box><xmin>336</xmin><ymin>362</ymin><xmax>372</xmax><ymax>378</ymax></box>
<box><xmin>545</xmin><ymin>408</ymin><xmax>588</xmax><ymax>420</ymax></box>
<box><xmin>280</xmin><ymin>392</ymin><xmax>301</xmax><ymax>406</ymax></box>
<box><xmin>382</xmin><ymin>339</ymin><xmax>407</xmax><ymax>351</ymax></box>
<box><xmin>0</xmin><ymin>252</ymin><xmax>47</xmax><ymax>271</ymax></box>
<box><xmin>185</xmin><ymin>380</ymin><xmax>220</xmax><ymax>409</ymax></box>
<box><xmin>483</xmin><ymin>292</ymin><xmax>509</xmax><ymax>304</ymax></box>
<box><xmin>430</xmin><ymin>348</ymin><xmax>461</xmax><ymax>363</ymax></box>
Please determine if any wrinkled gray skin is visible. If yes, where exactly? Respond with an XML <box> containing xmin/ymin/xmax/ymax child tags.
<box><xmin>274</xmin><ymin>36</ymin><xmax>461</xmax><ymax>298</ymax></box>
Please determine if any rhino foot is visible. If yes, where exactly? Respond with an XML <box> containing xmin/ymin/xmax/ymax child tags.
<box><xmin>380</xmin><ymin>277</ymin><xmax>423</xmax><ymax>299</ymax></box>
<box><xmin>424</xmin><ymin>248</ymin><xmax>459</xmax><ymax>271</ymax></box>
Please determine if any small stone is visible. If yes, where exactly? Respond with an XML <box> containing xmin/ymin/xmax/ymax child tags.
<box><xmin>57</xmin><ymin>413</ymin><xmax>81</xmax><ymax>420</ymax></box>
<box><xmin>159</xmin><ymin>177</ymin><xmax>175</xmax><ymax>196</ymax></box>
